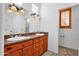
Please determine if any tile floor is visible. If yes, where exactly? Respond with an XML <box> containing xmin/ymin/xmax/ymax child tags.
<box><xmin>42</xmin><ymin>46</ymin><xmax>78</xmax><ymax>56</ymax></box>
<box><xmin>78</xmin><ymin>50</ymin><xmax>79</xmax><ymax>56</ymax></box>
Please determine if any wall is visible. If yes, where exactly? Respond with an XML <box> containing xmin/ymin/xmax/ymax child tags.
<box><xmin>59</xmin><ymin>5</ymin><xmax>79</xmax><ymax>50</ymax></box>
<box><xmin>0</xmin><ymin>3</ymin><xmax>3</xmax><ymax>56</ymax></box>
<box><xmin>40</xmin><ymin>3</ymin><xmax>78</xmax><ymax>53</ymax></box>
<box><xmin>0</xmin><ymin>3</ymin><xmax>6</xmax><ymax>56</ymax></box>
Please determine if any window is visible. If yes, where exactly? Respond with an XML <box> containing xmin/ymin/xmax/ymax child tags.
<box><xmin>59</xmin><ymin>8</ymin><xmax>71</xmax><ymax>29</ymax></box>
<box><xmin>32</xmin><ymin>4</ymin><xmax>38</xmax><ymax>14</ymax></box>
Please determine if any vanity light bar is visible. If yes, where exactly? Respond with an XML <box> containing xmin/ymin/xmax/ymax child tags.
<box><xmin>8</xmin><ymin>3</ymin><xmax>25</xmax><ymax>15</ymax></box>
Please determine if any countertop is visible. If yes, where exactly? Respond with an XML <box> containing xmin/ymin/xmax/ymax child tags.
<box><xmin>4</xmin><ymin>33</ymin><xmax>48</xmax><ymax>46</ymax></box>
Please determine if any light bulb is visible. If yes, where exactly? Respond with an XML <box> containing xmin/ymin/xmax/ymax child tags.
<box><xmin>7</xmin><ymin>9</ymin><xmax>12</xmax><ymax>13</ymax></box>
<box><xmin>37</xmin><ymin>15</ymin><xmax>40</xmax><ymax>19</ymax></box>
<box><xmin>20</xmin><ymin>9</ymin><xmax>24</xmax><ymax>13</ymax></box>
<box><xmin>16</xmin><ymin>11</ymin><xmax>20</xmax><ymax>15</ymax></box>
<box><xmin>27</xmin><ymin>19</ymin><xmax>30</xmax><ymax>22</ymax></box>
<box><xmin>11</xmin><ymin>5</ymin><xmax>17</xmax><ymax>11</ymax></box>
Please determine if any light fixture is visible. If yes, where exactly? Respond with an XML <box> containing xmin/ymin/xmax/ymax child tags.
<box><xmin>10</xmin><ymin>4</ymin><xmax>17</xmax><ymax>11</ymax></box>
<box><xmin>7</xmin><ymin>8</ymin><xmax>12</xmax><ymax>13</ymax></box>
<box><xmin>7</xmin><ymin>3</ymin><xmax>25</xmax><ymax>15</ymax></box>
<box><xmin>19</xmin><ymin>8</ymin><xmax>24</xmax><ymax>13</ymax></box>
<box><xmin>30</xmin><ymin>13</ymin><xmax>40</xmax><ymax>20</ymax></box>
<box><xmin>16</xmin><ymin>11</ymin><xmax>19</xmax><ymax>15</ymax></box>
<box><xmin>27</xmin><ymin>19</ymin><xmax>30</xmax><ymax>22</ymax></box>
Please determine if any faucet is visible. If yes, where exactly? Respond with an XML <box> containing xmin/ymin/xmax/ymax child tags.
<box><xmin>10</xmin><ymin>30</ymin><xmax>13</xmax><ymax>38</ymax></box>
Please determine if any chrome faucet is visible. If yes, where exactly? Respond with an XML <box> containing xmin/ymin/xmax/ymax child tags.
<box><xmin>10</xmin><ymin>30</ymin><xmax>13</xmax><ymax>38</ymax></box>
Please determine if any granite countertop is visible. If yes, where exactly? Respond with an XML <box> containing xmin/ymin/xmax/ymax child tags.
<box><xmin>4</xmin><ymin>33</ymin><xmax>48</xmax><ymax>46</ymax></box>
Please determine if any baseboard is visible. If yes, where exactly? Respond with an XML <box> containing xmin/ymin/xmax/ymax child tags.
<box><xmin>59</xmin><ymin>46</ymin><xmax>78</xmax><ymax>51</ymax></box>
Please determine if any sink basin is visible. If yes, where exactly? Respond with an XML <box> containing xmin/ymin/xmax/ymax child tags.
<box><xmin>7</xmin><ymin>33</ymin><xmax>45</xmax><ymax>42</ymax></box>
<box><xmin>7</xmin><ymin>36</ymin><xmax>31</xmax><ymax>41</ymax></box>
<box><xmin>35</xmin><ymin>33</ymin><xmax>45</xmax><ymax>36</ymax></box>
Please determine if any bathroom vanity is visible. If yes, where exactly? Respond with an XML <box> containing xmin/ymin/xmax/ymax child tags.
<box><xmin>4</xmin><ymin>32</ymin><xmax>48</xmax><ymax>56</ymax></box>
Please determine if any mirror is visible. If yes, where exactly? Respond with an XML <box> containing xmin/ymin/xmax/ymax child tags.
<box><xmin>4</xmin><ymin>3</ymin><xmax>41</xmax><ymax>35</ymax></box>
<box><xmin>59</xmin><ymin>8</ymin><xmax>71</xmax><ymax>29</ymax></box>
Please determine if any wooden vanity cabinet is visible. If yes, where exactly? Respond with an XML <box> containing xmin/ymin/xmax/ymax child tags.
<box><xmin>4</xmin><ymin>34</ymin><xmax>48</xmax><ymax>56</ymax></box>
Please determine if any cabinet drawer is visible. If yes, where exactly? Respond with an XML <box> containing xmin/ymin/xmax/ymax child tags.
<box><xmin>23</xmin><ymin>40</ymin><xmax>33</xmax><ymax>47</ymax></box>
<box><xmin>34</xmin><ymin>43</ymin><xmax>39</xmax><ymax>48</ymax></box>
<box><xmin>6</xmin><ymin>50</ymin><xmax>22</xmax><ymax>56</ymax></box>
<box><xmin>34</xmin><ymin>38</ymin><xmax>39</xmax><ymax>43</ymax></box>
<box><xmin>4</xmin><ymin>43</ymin><xmax>23</xmax><ymax>53</ymax></box>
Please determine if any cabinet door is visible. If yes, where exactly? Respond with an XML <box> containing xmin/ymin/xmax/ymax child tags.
<box><xmin>23</xmin><ymin>45</ymin><xmax>33</xmax><ymax>56</ymax></box>
<box><xmin>39</xmin><ymin>44</ymin><xmax>43</xmax><ymax>55</ymax></box>
<box><xmin>39</xmin><ymin>39</ymin><xmax>44</xmax><ymax>55</ymax></box>
<box><xmin>34</xmin><ymin>43</ymin><xmax>39</xmax><ymax>56</ymax></box>
<box><xmin>43</xmin><ymin>37</ymin><xmax>48</xmax><ymax>52</ymax></box>
<box><xmin>43</xmin><ymin>42</ymin><xmax>48</xmax><ymax>52</ymax></box>
<box><xmin>5</xmin><ymin>50</ymin><xmax>22</xmax><ymax>56</ymax></box>
<box><xmin>34</xmin><ymin>47</ymin><xmax>39</xmax><ymax>56</ymax></box>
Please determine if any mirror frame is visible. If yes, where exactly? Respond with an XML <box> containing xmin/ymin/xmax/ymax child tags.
<box><xmin>59</xmin><ymin>8</ymin><xmax>71</xmax><ymax>29</ymax></box>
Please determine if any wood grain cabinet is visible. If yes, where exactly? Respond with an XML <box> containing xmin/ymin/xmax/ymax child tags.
<box><xmin>4</xmin><ymin>43</ymin><xmax>23</xmax><ymax>56</ymax></box>
<box><xmin>34</xmin><ymin>38</ymin><xmax>39</xmax><ymax>56</ymax></box>
<box><xmin>22</xmin><ymin>45</ymin><xmax>33</xmax><ymax>56</ymax></box>
<box><xmin>22</xmin><ymin>40</ymin><xmax>33</xmax><ymax>56</ymax></box>
<box><xmin>39</xmin><ymin>38</ymin><xmax>44</xmax><ymax>55</ymax></box>
<box><xmin>43</xmin><ymin>36</ymin><xmax>48</xmax><ymax>52</ymax></box>
<box><xmin>4</xmin><ymin>35</ymin><xmax>48</xmax><ymax>56</ymax></box>
<box><xmin>8</xmin><ymin>50</ymin><xmax>22</xmax><ymax>56</ymax></box>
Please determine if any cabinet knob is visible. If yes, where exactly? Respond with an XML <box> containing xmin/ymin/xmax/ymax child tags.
<box><xmin>22</xmin><ymin>45</ymin><xmax>24</xmax><ymax>47</ymax></box>
<box><xmin>7</xmin><ymin>47</ymin><xmax>12</xmax><ymax>50</ymax></box>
